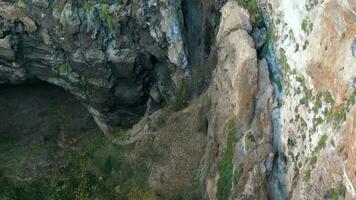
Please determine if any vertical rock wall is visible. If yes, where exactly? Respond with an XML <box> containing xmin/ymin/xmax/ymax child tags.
<box><xmin>262</xmin><ymin>0</ymin><xmax>356</xmax><ymax>199</ymax></box>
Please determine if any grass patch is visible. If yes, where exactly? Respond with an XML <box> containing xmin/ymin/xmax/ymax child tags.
<box><xmin>235</xmin><ymin>0</ymin><xmax>262</xmax><ymax>24</ymax></box>
<box><xmin>279</xmin><ymin>48</ymin><xmax>291</xmax><ymax>74</ymax></box>
<box><xmin>57</xmin><ymin>63</ymin><xmax>79</xmax><ymax>83</ymax></box>
<box><xmin>307</xmin><ymin>155</ymin><xmax>317</xmax><ymax>165</ymax></box>
<box><xmin>16</xmin><ymin>0</ymin><xmax>26</xmax><ymax>8</ymax></box>
<box><xmin>323</xmin><ymin>91</ymin><xmax>335</xmax><ymax>106</ymax></box>
<box><xmin>99</xmin><ymin>4</ymin><xmax>114</xmax><ymax>31</ymax></box>
<box><xmin>326</xmin><ymin>89</ymin><xmax>355</xmax><ymax>129</ymax></box>
<box><xmin>217</xmin><ymin>120</ymin><xmax>238</xmax><ymax>200</ymax></box>
<box><xmin>325</xmin><ymin>183</ymin><xmax>346</xmax><ymax>200</ymax></box>
<box><xmin>295</xmin><ymin>75</ymin><xmax>312</xmax><ymax>105</ymax></box>
<box><xmin>0</xmin><ymin>133</ymin><xmax>154</xmax><ymax>200</ymax></box>
<box><xmin>141</xmin><ymin>145</ymin><xmax>162</xmax><ymax>163</ymax></box>
<box><xmin>303</xmin><ymin>169</ymin><xmax>311</xmax><ymax>183</ymax></box>
<box><xmin>79</xmin><ymin>0</ymin><xmax>94</xmax><ymax>16</ymax></box>
<box><xmin>301</xmin><ymin>19</ymin><xmax>313</xmax><ymax>34</ymax></box>
<box><xmin>315</xmin><ymin>133</ymin><xmax>328</xmax><ymax>151</ymax></box>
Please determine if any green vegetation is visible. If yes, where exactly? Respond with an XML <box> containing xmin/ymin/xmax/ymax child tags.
<box><xmin>303</xmin><ymin>40</ymin><xmax>309</xmax><ymax>50</ymax></box>
<box><xmin>305</xmin><ymin>0</ymin><xmax>319</xmax><ymax>11</ymax></box>
<box><xmin>325</xmin><ymin>183</ymin><xmax>346</xmax><ymax>200</ymax></box>
<box><xmin>78</xmin><ymin>2</ymin><xmax>114</xmax><ymax>31</ymax></box>
<box><xmin>16</xmin><ymin>0</ymin><xmax>26</xmax><ymax>8</ymax></box>
<box><xmin>301</xmin><ymin>19</ymin><xmax>308</xmax><ymax>32</ymax></box>
<box><xmin>279</xmin><ymin>48</ymin><xmax>291</xmax><ymax>74</ymax></box>
<box><xmin>0</xmin><ymin>132</ymin><xmax>156</xmax><ymax>200</ymax></box>
<box><xmin>307</xmin><ymin>155</ymin><xmax>317</xmax><ymax>165</ymax></box>
<box><xmin>99</xmin><ymin>4</ymin><xmax>114</xmax><ymax>31</ymax></box>
<box><xmin>326</xmin><ymin>89</ymin><xmax>355</xmax><ymax>129</ymax></box>
<box><xmin>79</xmin><ymin>0</ymin><xmax>94</xmax><ymax>16</ymax></box>
<box><xmin>315</xmin><ymin>133</ymin><xmax>328</xmax><ymax>151</ymax></box>
<box><xmin>57</xmin><ymin>63</ymin><xmax>80</xmax><ymax>82</ymax></box>
<box><xmin>312</xmin><ymin>92</ymin><xmax>323</xmax><ymax>113</ymax></box>
<box><xmin>301</xmin><ymin>19</ymin><xmax>313</xmax><ymax>34</ymax></box>
<box><xmin>303</xmin><ymin>169</ymin><xmax>311</xmax><ymax>182</ymax></box>
<box><xmin>235</xmin><ymin>0</ymin><xmax>262</xmax><ymax>24</ymax></box>
<box><xmin>295</xmin><ymin>75</ymin><xmax>312</xmax><ymax>105</ymax></box>
<box><xmin>324</xmin><ymin>91</ymin><xmax>336</xmax><ymax>106</ymax></box>
<box><xmin>83</xmin><ymin>0</ymin><xmax>93</xmax><ymax>12</ymax></box>
<box><xmin>141</xmin><ymin>145</ymin><xmax>162</xmax><ymax>163</ymax></box>
<box><xmin>217</xmin><ymin>120</ymin><xmax>238</xmax><ymax>200</ymax></box>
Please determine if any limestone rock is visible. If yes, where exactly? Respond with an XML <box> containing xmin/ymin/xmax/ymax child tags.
<box><xmin>0</xmin><ymin>0</ymin><xmax>195</xmax><ymax>136</ymax></box>
<box><xmin>261</xmin><ymin>0</ymin><xmax>356</xmax><ymax>198</ymax></box>
<box><xmin>204</xmin><ymin>2</ymin><xmax>275</xmax><ymax>200</ymax></box>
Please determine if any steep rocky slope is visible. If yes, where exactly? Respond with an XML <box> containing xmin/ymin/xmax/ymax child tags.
<box><xmin>202</xmin><ymin>0</ymin><xmax>355</xmax><ymax>199</ymax></box>
<box><xmin>204</xmin><ymin>2</ymin><xmax>274</xmax><ymax>199</ymax></box>
<box><xmin>0</xmin><ymin>0</ymin><xmax>355</xmax><ymax>200</ymax></box>
<box><xmin>261</xmin><ymin>0</ymin><xmax>356</xmax><ymax>199</ymax></box>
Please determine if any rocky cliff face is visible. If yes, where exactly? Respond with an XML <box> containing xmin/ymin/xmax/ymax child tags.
<box><xmin>262</xmin><ymin>0</ymin><xmax>356</xmax><ymax>199</ymax></box>
<box><xmin>0</xmin><ymin>0</ymin><xmax>222</xmax><ymax>138</ymax></box>
<box><xmin>204</xmin><ymin>2</ymin><xmax>273</xmax><ymax>199</ymax></box>
<box><xmin>201</xmin><ymin>0</ymin><xmax>355</xmax><ymax>199</ymax></box>
<box><xmin>0</xmin><ymin>0</ymin><xmax>355</xmax><ymax>199</ymax></box>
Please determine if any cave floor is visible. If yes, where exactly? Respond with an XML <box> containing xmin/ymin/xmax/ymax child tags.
<box><xmin>0</xmin><ymin>83</ymin><xmax>123</xmax><ymax>199</ymax></box>
<box><xmin>0</xmin><ymin>83</ymin><xmax>206</xmax><ymax>200</ymax></box>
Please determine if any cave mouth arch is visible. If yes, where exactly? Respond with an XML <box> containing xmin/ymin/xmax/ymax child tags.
<box><xmin>0</xmin><ymin>80</ymin><xmax>122</xmax><ymax>198</ymax></box>
<box><xmin>0</xmin><ymin>80</ymin><xmax>99</xmax><ymax>142</ymax></box>
<box><xmin>0</xmin><ymin>80</ymin><xmax>103</xmax><ymax>168</ymax></box>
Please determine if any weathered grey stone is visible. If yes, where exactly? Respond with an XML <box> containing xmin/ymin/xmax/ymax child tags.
<box><xmin>60</xmin><ymin>3</ymin><xmax>80</xmax><ymax>34</ymax></box>
<box><xmin>107</xmin><ymin>48</ymin><xmax>136</xmax><ymax>64</ymax></box>
<box><xmin>352</xmin><ymin>39</ymin><xmax>356</xmax><ymax>57</ymax></box>
<box><xmin>85</xmin><ymin>48</ymin><xmax>106</xmax><ymax>65</ymax></box>
<box><xmin>252</xmin><ymin>27</ymin><xmax>267</xmax><ymax>49</ymax></box>
<box><xmin>32</xmin><ymin>0</ymin><xmax>49</xmax><ymax>8</ymax></box>
<box><xmin>0</xmin><ymin>64</ymin><xmax>26</xmax><ymax>84</ymax></box>
<box><xmin>0</xmin><ymin>35</ymin><xmax>15</xmax><ymax>60</ymax></box>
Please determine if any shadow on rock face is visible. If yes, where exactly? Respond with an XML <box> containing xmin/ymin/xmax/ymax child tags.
<box><xmin>0</xmin><ymin>81</ymin><xmax>98</xmax><ymax>142</ymax></box>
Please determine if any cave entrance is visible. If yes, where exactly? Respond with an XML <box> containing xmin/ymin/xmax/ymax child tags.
<box><xmin>0</xmin><ymin>81</ymin><xmax>98</xmax><ymax>142</ymax></box>
<box><xmin>0</xmin><ymin>81</ymin><xmax>103</xmax><ymax>196</ymax></box>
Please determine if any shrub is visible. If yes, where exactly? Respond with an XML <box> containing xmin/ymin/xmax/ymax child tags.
<box><xmin>325</xmin><ymin>183</ymin><xmax>346</xmax><ymax>200</ymax></box>
<box><xmin>315</xmin><ymin>134</ymin><xmax>328</xmax><ymax>151</ymax></box>
<box><xmin>308</xmin><ymin>155</ymin><xmax>317</xmax><ymax>165</ymax></box>
<box><xmin>303</xmin><ymin>169</ymin><xmax>311</xmax><ymax>182</ymax></box>
<box><xmin>99</xmin><ymin>4</ymin><xmax>114</xmax><ymax>31</ymax></box>
<box><xmin>217</xmin><ymin>121</ymin><xmax>237</xmax><ymax>200</ymax></box>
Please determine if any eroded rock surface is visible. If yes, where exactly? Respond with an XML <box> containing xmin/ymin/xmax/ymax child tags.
<box><xmin>205</xmin><ymin>2</ymin><xmax>274</xmax><ymax>199</ymax></box>
<box><xmin>0</xmin><ymin>0</ymin><xmax>191</xmax><ymax>136</ymax></box>
<box><xmin>1</xmin><ymin>0</ymin><xmax>355</xmax><ymax>199</ymax></box>
<box><xmin>261</xmin><ymin>0</ymin><xmax>356</xmax><ymax>199</ymax></box>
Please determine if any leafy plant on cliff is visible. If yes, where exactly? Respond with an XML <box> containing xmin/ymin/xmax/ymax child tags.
<box><xmin>303</xmin><ymin>169</ymin><xmax>311</xmax><ymax>183</ymax></box>
<box><xmin>217</xmin><ymin>120</ymin><xmax>237</xmax><ymax>200</ymax></box>
<box><xmin>235</xmin><ymin>0</ymin><xmax>262</xmax><ymax>24</ymax></box>
<box><xmin>99</xmin><ymin>4</ymin><xmax>114</xmax><ymax>31</ymax></box>
<box><xmin>301</xmin><ymin>19</ymin><xmax>313</xmax><ymax>35</ymax></box>
<box><xmin>325</xmin><ymin>89</ymin><xmax>355</xmax><ymax>129</ymax></box>
<box><xmin>325</xmin><ymin>183</ymin><xmax>346</xmax><ymax>200</ymax></box>
<box><xmin>315</xmin><ymin>133</ymin><xmax>328</xmax><ymax>151</ymax></box>
<box><xmin>307</xmin><ymin>155</ymin><xmax>317</xmax><ymax>165</ymax></box>
<box><xmin>16</xmin><ymin>0</ymin><xmax>26</xmax><ymax>8</ymax></box>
